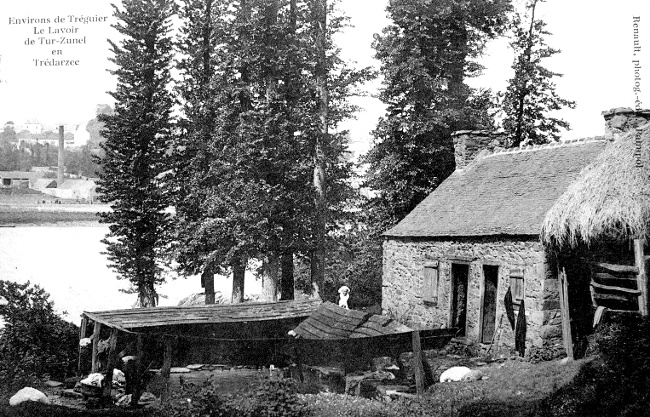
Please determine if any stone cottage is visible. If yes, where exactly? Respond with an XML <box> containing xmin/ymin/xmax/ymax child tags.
<box><xmin>381</xmin><ymin>131</ymin><xmax>609</xmax><ymax>356</ymax></box>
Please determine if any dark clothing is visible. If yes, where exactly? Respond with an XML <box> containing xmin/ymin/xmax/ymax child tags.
<box><xmin>504</xmin><ymin>287</ymin><xmax>516</xmax><ymax>331</ymax></box>
<box><xmin>515</xmin><ymin>299</ymin><xmax>527</xmax><ymax>357</ymax></box>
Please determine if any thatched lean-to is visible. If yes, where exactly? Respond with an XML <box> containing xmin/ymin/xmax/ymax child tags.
<box><xmin>541</xmin><ymin>124</ymin><xmax>650</xmax><ymax>247</ymax></box>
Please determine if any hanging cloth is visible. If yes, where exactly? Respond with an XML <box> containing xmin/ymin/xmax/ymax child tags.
<box><xmin>515</xmin><ymin>298</ymin><xmax>527</xmax><ymax>357</ymax></box>
<box><xmin>504</xmin><ymin>287</ymin><xmax>516</xmax><ymax>331</ymax></box>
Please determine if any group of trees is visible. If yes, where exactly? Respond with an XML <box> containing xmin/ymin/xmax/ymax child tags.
<box><xmin>97</xmin><ymin>0</ymin><xmax>575</xmax><ymax>309</ymax></box>
<box><xmin>97</xmin><ymin>0</ymin><xmax>371</xmax><ymax>306</ymax></box>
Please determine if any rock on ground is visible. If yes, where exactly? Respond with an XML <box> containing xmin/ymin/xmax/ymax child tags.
<box><xmin>439</xmin><ymin>366</ymin><xmax>472</xmax><ymax>382</ymax></box>
<box><xmin>9</xmin><ymin>387</ymin><xmax>50</xmax><ymax>406</ymax></box>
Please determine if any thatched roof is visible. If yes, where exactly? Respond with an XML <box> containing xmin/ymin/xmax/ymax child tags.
<box><xmin>541</xmin><ymin>125</ymin><xmax>650</xmax><ymax>247</ymax></box>
<box><xmin>385</xmin><ymin>138</ymin><xmax>607</xmax><ymax>238</ymax></box>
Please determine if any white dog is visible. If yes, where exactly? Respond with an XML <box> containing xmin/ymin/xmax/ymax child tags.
<box><xmin>338</xmin><ymin>286</ymin><xmax>350</xmax><ymax>309</ymax></box>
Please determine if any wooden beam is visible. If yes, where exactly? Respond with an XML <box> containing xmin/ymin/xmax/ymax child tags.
<box><xmin>634</xmin><ymin>239</ymin><xmax>648</xmax><ymax>316</ymax></box>
<box><xmin>103</xmin><ymin>329</ymin><xmax>118</xmax><ymax>399</ymax></box>
<box><xmin>161</xmin><ymin>337</ymin><xmax>173</xmax><ymax>401</ymax></box>
<box><xmin>591</xmin><ymin>262</ymin><xmax>639</xmax><ymax>274</ymax></box>
<box><xmin>91</xmin><ymin>321</ymin><xmax>102</xmax><ymax>373</ymax></box>
<box><xmin>412</xmin><ymin>330</ymin><xmax>424</xmax><ymax>396</ymax></box>
<box><xmin>131</xmin><ymin>334</ymin><xmax>144</xmax><ymax>407</ymax></box>
<box><xmin>590</xmin><ymin>280</ymin><xmax>642</xmax><ymax>295</ymax></box>
<box><xmin>559</xmin><ymin>268</ymin><xmax>574</xmax><ymax>360</ymax></box>
<box><xmin>77</xmin><ymin>317</ymin><xmax>88</xmax><ymax>376</ymax></box>
<box><xmin>593</xmin><ymin>293</ymin><xmax>634</xmax><ymax>302</ymax></box>
<box><xmin>593</xmin><ymin>272</ymin><xmax>637</xmax><ymax>281</ymax></box>
<box><xmin>83</xmin><ymin>312</ymin><xmax>134</xmax><ymax>334</ymax></box>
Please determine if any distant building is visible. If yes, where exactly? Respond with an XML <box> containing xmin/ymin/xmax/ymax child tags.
<box><xmin>21</xmin><ymin>120</ymin><xmax>43</xmax><ymax>135</ymax></box>
<box><xmin>41</xmin><ymin>178</ymin><xmax>98</xmax><ymax>202</ymax></box>
<box><xmin>32</xmin><ymin>178</ymin><xmax>58</xmax><ymax>191</ymax></box>
<box><xmin>0</xmin><ymin>171</ymin><xmax>45</xmax><ymax>189</ymax></box>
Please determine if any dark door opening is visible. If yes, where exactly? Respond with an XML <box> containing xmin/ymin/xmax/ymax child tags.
<box><xmin>481</xmin><ymin>265</ymin><xmax>499</xmax><ymax>343</ymax></box>
<box><xmin>451</xmin><ymin>263</ymin><xmax>469</xmax><ymax>336</ymax></box>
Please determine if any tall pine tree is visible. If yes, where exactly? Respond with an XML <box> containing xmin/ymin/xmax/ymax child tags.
<box><xmin>364</xmin><ymin>0</ymin><xmax>511</xmax><ymax>233</ymax></box>
<box><xmin>501</xmin><ymin>0</ymin><xmax>575</xmax><ymax>147</ymax></box>
<box><xmin>97</xmin><ymin>0</ymin><xmax>176</xmax><ymax>307</ymax></box>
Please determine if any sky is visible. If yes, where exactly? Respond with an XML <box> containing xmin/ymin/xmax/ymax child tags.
<box><xmin>1</xmin><ymin>0</ymin><xmax>649</xmax><ymax>155</ymax></box>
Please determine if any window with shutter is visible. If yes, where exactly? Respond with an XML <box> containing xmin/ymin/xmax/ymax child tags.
<box><xmin>423</xmin><ymin>261</ymin><xmax>439</xmax><ymax>305</ymax></box>
<box><xmin>510</xmin><ymin>269</ymin><xmax>524</xmax><ymax>305</ymax></box>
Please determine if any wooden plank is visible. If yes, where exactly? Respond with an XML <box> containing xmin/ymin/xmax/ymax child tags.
<box><xmin>589</xmin><ymin>285</ymin><xmax>598</xmax><ymax>308</ymax></box>
<box><xmin>84</xmin><ymin>312</ymin><xmax>135</xmax><ymax>333</ymax></box>
<box><xmin>590</xmin><ymin>280</ymin><xmax>642</xmax><ymax>295</ymax></box>
<box><xmin>131</xmin><ymin>334</ymin><xmax>144</xmax><ymax>407</ymax></box>
<box><xmin>591</xmin><ymin>262</ymin><xmax>639</xmax><ymax>274</ymax></box>
<box><xmin>308</xmin><ymin>311</ymin><xmax>359</xmax><ymax>331</ymax></box>
<box><xmin>315</xmin><ymin>305</ymin><xmax>368</xmax><ymax>325</ymax></box>
<box><xmin>412</xmin><ymin>331</ymin><xmax>424</xmax><ymax>396</ymax></box>
<box><xmin>77</xmin><ymin>317</ymin><xmax>88</xmax><ymax>376</ymax></box>
<box><xmin>593</xmin><ymin>293</ymin><xmax>633</xmax><ymax>302</ymax></box>
<box><xmin>364</xmin><ymin>315</ymin><xmax>392</xmax><ymax>326</ymax></box>
<box><xmin>301</xmin><ymin>317</ymin><xmax>351</xmax><ymax>339</ymax></box>
<box><xmin>593</xmin><ymin>272</ymin><xmax>637</xmax><ymax>281</ymax></box>
<box><xmin>634</xmin><ymin>239</ymin><xmax>648</xmax><ymax>316</ymax></box>
<box><xmin>297</xmin><ymin>320</ymin><xmax>342</xmax><ymax>339</ymax></box>
<box><xmin>103</xmin><ymin>329</ymin><xmax>118</xmax><ymax>399</ymax></box>
<box><xmin>559</xmin><ymin>268</ymin><xmax>574</xmax><ymax>360</ymax></box>
<box><xmin>91</xmin><ymin>321</ymin><xmax>101</xmax><ymax>373</ymax></box>
<box><xmin>161</xmin><ymin>337</ymin><xmax>172</xmax><ymax>401</ymax></box>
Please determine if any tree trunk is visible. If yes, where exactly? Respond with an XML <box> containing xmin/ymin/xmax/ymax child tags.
<box><xmin>202</xmin><ymin>267</ymin><xmax>215</xmax><ymax>304</ymax></box>
<box><xmin>262</xmin><ymin>256</ymin><xmax>280</xmax><ymax>302</ymax></box>
<box><xmin>312</xmin><ymin>0</ymin><xmax>328</xmax><ymax>294</ymax></box>
<box><xmin>280</xmin><ymin>251</ymin><xmax>295</xmax><ymax>300</ymax></box>
<box><xmin>232</xmin><ymin>256</ymin><xmax>246</xmax><ymax>303</ymax></box>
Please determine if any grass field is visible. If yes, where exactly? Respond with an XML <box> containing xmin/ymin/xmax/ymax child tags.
<box><xmin>0</xmin><ymin>356</ymin><xmax>592</xmax><ymax>417</ymax></box>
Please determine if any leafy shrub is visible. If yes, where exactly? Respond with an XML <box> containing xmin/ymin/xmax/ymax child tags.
<box><xmin>592</xmin><ymin>315</ymin><xmax>650</xmax><ymax>415</ymax></box>
<box><xmin>0</xmin><ymin>280</ymin><xmax>79</xmax><ymax>393</ymax></box>
<box><xmin>542</xmin><ymin>315</ymin><xmax>650</xmax><ymax>417</ymax></box>
<box><xmin>160</xmin><ymin>377</ymin><xmax>307</xmax><ymax>417</ymax></box>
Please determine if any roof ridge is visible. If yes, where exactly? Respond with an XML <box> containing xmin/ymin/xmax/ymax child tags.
<box><xmin>481</xmin><ymin>136</ymin><xmax>607</xmax><ymax>159</ymax></box>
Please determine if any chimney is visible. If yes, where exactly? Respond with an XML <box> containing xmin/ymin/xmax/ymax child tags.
<box><xmin>602</xmin><ymin>107</ymin><xmax>650</xmax><ymax>140</ymax></box>
<box><xmin>57</xmin><ymin>125</ymin><xmax>64</xmax><ymax>186</ymax></box>
<box><xmin>452</xmin><ymin>130</ymin><xmax>506</xmax><ymax>170</ymax></box>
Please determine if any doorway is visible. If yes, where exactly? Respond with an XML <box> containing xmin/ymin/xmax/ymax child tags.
<box><xmin>451</xmin><ymin>263</ymin><xmax>469</xmax><ymax>336</ymax></box>
<box><xmin>481</xmin><ymin>265</ymin><xmax>499</xmax><ymax>343</ymax></box>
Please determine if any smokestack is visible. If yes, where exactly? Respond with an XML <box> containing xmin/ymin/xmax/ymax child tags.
<box><xmin>58</xmin><ymin>125</ymin><xmax>64</xmax><ymax>186</ymax></box>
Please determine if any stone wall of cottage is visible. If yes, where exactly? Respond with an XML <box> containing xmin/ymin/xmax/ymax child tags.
<box><xmin>382</xmin><ymin>236</ymin><xmax>563</xmax><ymax>356</ymax></box>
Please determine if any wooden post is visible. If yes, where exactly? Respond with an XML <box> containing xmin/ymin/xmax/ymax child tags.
<box><xmin>412</xmin><ymin>330</ymin><xmax>424</xmax><ymax>396</ymax></box>
<box><xmin>291</xmin><ymin>340</ymin><xmax>304</xmax><ymax>383</ymax></box>
<box><xmin>78</xmin><ymin>317</ymin><xmax>88</xmax><ymax>376</ymax></box>
<box><xmin>103</xmin><ymin>329</ymin><xmax>119</xmax><ymax>399</ymax></box>
<box><xmin>559</xmin><ymin>268</ymin><xmax>574</xmax><ymax>360</ymax></box>
<box><xmin>634</xmin><ymin>238</ymin><xmax>648</xmax><ymax>316</ymax></box>
<box><xmin>131</xmin><ymin>334</ymin><xmax>144</xmax><ymax>407</ymax></box>
<box><xmin>91</xmin><ymin>321</ymin><xmax>102</xmax><ymax>373</ymax></box>
<box><xmin>161</xmin><ymin>337</ymin><xmax>172</xmax><ymax>401</ymax></box>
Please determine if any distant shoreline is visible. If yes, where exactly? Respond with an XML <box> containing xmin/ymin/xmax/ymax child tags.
<box><xmin>0</xmin><ymin>204</ymin><xmax>109</xmax><ymax>225</ymax></box>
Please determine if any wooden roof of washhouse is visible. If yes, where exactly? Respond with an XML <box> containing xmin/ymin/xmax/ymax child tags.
<box><xmin>292</xmin><ymin>302</ymin><xmax>412</xmax><ymax>340</ymax></box>
<box><xmin>385</xmin><ymin>138</ymin><xmax>608</xmax><ymax>238</ymax></box>
<box><xmin>82</xmin><ymin>299</ymin><xmax>322</xmax><ymax>333</ymax></box>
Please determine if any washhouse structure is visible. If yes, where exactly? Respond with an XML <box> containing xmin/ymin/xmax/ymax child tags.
<box><xmin>382</xmin><ymin>108</ymin><xmax>650</xmax><ymax>358</ymax></box>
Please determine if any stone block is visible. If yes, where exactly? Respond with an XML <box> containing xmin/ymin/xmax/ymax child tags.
<box><xmin>542</xmin><ymin>300</ymin><xmax>560</xmax><ymax>310</ymax></box>
<box><xmin>540</xmin><ymin>324</ymin><xmax>562</xmax><ymax>340</ymax></box>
